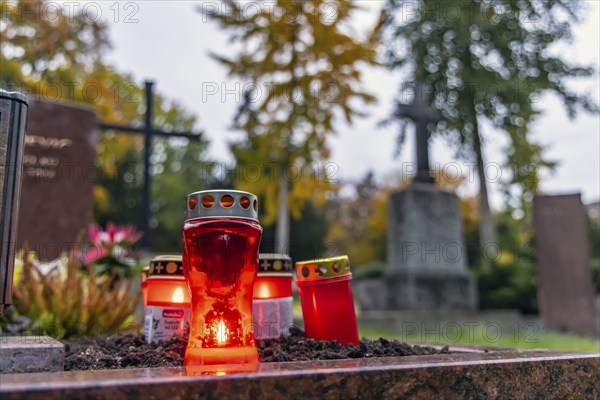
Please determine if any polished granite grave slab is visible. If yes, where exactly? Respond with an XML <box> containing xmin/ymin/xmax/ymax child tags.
<box><xmin>1</xmin><ymin>349</ymin><xmax>598</xmax><ymax>399</ymax></box>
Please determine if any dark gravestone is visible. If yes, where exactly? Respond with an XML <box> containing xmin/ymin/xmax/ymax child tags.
<box><xmin>533</xmin><ymin>194</ymin><xmax>599</xmax><ymax>336</ymax></box>
<box><xmin>17</xmin><ymin>100</ymin><xmax>98</xmax><ymax>260</ymax></box>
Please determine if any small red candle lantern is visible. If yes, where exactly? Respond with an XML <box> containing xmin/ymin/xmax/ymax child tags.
<box><xmin>296</xmin><ymin>255</ymin><xmax>359</xmax><ymax>345</ymax></box>
<box><xmin>253</xmin><ymin>253</ymin><xmax>293</xmax><ymax>339</ymax></box>
<box><xmin>141</xmin><ymin>265</ymin><xmax>149</xmax><ymax>309</ymax></box>
<box><xmin>144</xmin><ymin>256</ymin><xmax>192</xmax><ymax>343</ymax></box>
<box><xmin>183</xmin><ymin>190</ymin><xmax>262</xmax><ymax>366</ymax></box>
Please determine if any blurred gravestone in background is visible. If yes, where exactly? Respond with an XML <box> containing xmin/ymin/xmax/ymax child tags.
<box><xmin>533</xmin><ymin>194</ymin><xmax>599</xmax><ymax>336</ymax></box>
<box><xmin>17</xmin><ymin>100</ymin><xmax>98</xmax><ymax>260</ymax></box>
<box><xmin>385</xmin><ymin>184</ymin><xmax>477</xmax><ymax>310</ymax></box>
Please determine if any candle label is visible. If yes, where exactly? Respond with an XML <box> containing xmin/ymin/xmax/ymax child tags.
<box><xmin>144</xmin><ymin>305</ymin><xmax>191</xmax><ymax>343</ymax></box>
<box><xmin>253</xmin><ymin>296</ymin><xmax>293</xmax><ymax>340</ymax></box>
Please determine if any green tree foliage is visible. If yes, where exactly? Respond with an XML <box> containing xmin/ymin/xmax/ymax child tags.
<box><xmin>95</xmin><ymin>85</ymin><xmax>211</xmax><ymax>251</ymax></box>
<box><xmin>474</xmin><ymin>209</ymin><xmax>538</xmax><ymax>314</ymax></box>
<box><xmin>0</xmin><ymin>0</ymin><xmax>110</xmax><ymax>83</ymax></box>
<box><xmin>204</xmin><ymin>0</ymin><xmax>378</xmax><ymax>252</ymax></box>
<box><xmin>1</xmin><ymin>0</ymin><xmax>212</xmax><ymax>252</ymax></box>
<box><xmin>379</xmin><ymin>0</ymin><xmax>598</xmax><ymax>251</ymax></box>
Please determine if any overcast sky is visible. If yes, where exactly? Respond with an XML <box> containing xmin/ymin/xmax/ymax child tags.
<box><xmin>91</xmin><ymin>1</ymin><xmax>600</xmax><ymax>208</ymax></box>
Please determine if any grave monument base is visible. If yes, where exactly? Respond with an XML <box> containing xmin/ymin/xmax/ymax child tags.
<box><xmin>355</xmin><ymin>269</ymin><xmax>477</xmax><ymax>311</ymax></box>
<box><xmin>0</xmin><ymin>336</ymin><xmax>64</xmax><ymax>373</ymax></box>
<box><xmin>356</xmin><ymin>184</ymin><xmax>478</xmax><ymax>312</ymax></box>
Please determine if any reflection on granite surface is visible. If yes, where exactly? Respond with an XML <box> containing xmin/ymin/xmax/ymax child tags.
<box><xmin>185</xmin><ymin>363</ymin><xmax>260</xmax><ymax>377</ymax></box>
<box><xmin>1</xmin><ymin>351</ymin><xmax>598</xmax><ymax>399</ymax></box>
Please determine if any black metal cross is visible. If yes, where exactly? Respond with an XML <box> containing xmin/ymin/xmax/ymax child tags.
<box><xmin>395</xmin><ymin>82</ymin><xmax>442</xmax><ymax>184</ymax></box>
<box><xmin>100</xmin><ymin>81</ymin><xmax>201</xmax><ymax>249</ymax></box>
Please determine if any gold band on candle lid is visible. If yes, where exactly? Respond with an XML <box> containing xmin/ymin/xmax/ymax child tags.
<box><xmin>295</xmin><ymin>255</ymin><xmax>351</xmax><ymax>282</ymax></box>
<box><xmin>258</xmin><ymin>253</ymin><xmax>293</xmax><ymax>276</ymax></box>
<box><xmin>148</xmin><ymin>255</ymin><xmax>184</xmax><ymax>278</ymax></box>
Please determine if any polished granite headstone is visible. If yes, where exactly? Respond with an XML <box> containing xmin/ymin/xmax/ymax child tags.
<box><xmin>0</xmin><ymin>348</ymin><xmax>597</xmax><ymax>399</ymax></box>
<box><xmin>17</xmin><ymin>99</ymin><xmax>98</xmax><ymax>260</ymax></box>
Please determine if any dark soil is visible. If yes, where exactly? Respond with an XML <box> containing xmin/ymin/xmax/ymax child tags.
<box><xmin>63</xmin><ymin>327</ymin><xmax>449</xmax><ymax>371</ymax></box>
<box><xmin>63</xmin><ymin>334</ymin><xmax>186</xmax><ymax>371</ymax></box>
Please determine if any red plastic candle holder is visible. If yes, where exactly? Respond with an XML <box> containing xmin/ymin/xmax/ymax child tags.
<box><xmin>253</xmin><ymin>254</ymin><xmax>293</xmax><ymax>339</ymax></box>
<box><xmin>144</xmin><ymin>256</ymin><xmax>192</xmax><ymax>343</ymax></box>
<box><xmin>141</xmin><ymin>265</ymin><xmax>149</xmax><ymax>309</ymax></box>
<box><xmin>296</xmin><ymin>256</ymin><xmax>359</xmax><ymax>345</ymax></box>
<box><xmin>183</xmin><ymin>190</ymin><xmax>262</xmax><ymax>366</ymax></box>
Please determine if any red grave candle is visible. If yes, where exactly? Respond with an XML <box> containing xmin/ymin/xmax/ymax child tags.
<box><xmin>253</xmin><ymin>254</ymin><xmax>293</xmax><ymax>339</ymax></box>
<box><xmin>141</xmin><ymin>265</ymin><xmax>149</xmax><ymax>309</ymax></box>
<box><xmin>144</xmin><ymin>256</ymin><xmax>191</xmax><ymax>343</ymax></box>
<box><xmin>183</xmin><ymin>190</ymin><xmax>262</xmax><ymax>366</ymax></box>
<box><xmin>296</xmin><ymin>256</ymin><xmax>359</xmax><ymax>346</ymax></box>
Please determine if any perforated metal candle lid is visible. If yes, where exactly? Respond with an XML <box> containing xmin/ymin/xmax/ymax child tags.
<box><xmin>295</xmin><ymin>255</ymin><xmax>351</xmax><ymax>282</ymax></box>
<box><xmin>186</xmin><ymin>190</ymin><xmax>259</xmax><ymax>221</ymax></box>
<box><xmin>148</xmin><ymin>255</ymin><xmax>184</xmax><ymax>278</ymax></box>
<box><xmin>258</xmin><ymin>253</ymin><xmax>293</xmax><ymax>276</ymax></box>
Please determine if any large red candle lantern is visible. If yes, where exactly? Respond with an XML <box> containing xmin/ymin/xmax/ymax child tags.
<box><xmin>144</xmin><ymin>256</ymin><xmax>192</xmax><ymax>343</ymax></box>
<box><xmin>296</xmin><ymin>256</ymin><xmax>359</xmax><ymax>346</ymax></box>
<box><xmin>183</xmin><ymin>190</ymin><xmax>262</xmax><ymax>366</ymax></box>
<box><xmin>253</xmin><ymin>253</ymin><xmax>293</xmax><ymax>339</ymax></box>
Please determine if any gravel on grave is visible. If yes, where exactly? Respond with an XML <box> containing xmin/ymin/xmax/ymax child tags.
<box><xmin>62</xmin><ymin>327</ymin><xmax>450</xmax><ymax>371</ymax></box>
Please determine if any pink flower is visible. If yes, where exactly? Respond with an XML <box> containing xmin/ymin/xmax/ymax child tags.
<box><xmin>114</xmin><ymin>225</ymin><xmax>143</xmax><ymax>245</ymax></box>
<box><xmin>106</xmin><ymin>223</ymin><xmax>117</xmax><ymax>243</ymax></box>
<box><xmin>82</xmin><ymin>222</ymin><xmax>143</xmax><ymax>265</ymax></box>
<box><xmin>88</xmin><ymin>224</ymin><xmax>105</xmax><ymax>244</ymax></box>
<box><xmin>82</xmin><ymin>245</ymin><xmax>109</xmax><ymax>264</ymax></box>
<box><xmin>87</xmin><ymin>223</ymin><xmax>142</xmax><ymax>246</ymax></box>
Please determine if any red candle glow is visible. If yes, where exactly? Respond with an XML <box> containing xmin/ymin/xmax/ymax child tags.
<box><xmin>144</xmin><ymin>256</ymin><xmax>191</xmax><ymax>343</ymax></box>
<box><xmin>253</xmin><ymin>254</ymin><xmax>293</xmax><ymax>339</ymax></box>
<box><xmin>183</xmin><ymin>190</ymin><xmax>262</xmax><ymax>366</ymax></box>
<box><xmin>295</xmin><ymin>256</ymin><xmax>359</xmax><ymax>345</ymax></box>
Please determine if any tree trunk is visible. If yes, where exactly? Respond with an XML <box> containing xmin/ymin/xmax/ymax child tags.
<box><xmin>275</xmin><ymin>173</ymin><xmax>290</xmax><ymax>254</ymax></box>
<box><xmin>472</xmin><ymin>116</ymin><xmax>497</xmax><ymax>261</ymax></box>
<box><xmin>273</xmin><ymin>24</ymin><xmax>297</xmax><ymax>255</ymax></box>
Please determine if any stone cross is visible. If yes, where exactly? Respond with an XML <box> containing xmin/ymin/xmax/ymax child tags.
<box><xmin>394</xmin><ymin>83</ymin><xmax>442</xmax><ymax>184</ymax></box>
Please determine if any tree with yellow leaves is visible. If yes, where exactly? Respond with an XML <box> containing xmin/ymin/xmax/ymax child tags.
<box><xmin>205</xmin><ymin>0</ymin><xmax>378</xmax><ymax>253</ymax></box>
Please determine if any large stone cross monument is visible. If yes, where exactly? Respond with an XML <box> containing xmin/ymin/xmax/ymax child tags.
<box><xmin>356</xmin><ymin>83</ymin><xmax>477</xmax><ymax>311</ymax></box>
<box><xmin>386</xmin><ymin>83</ymin><xmax>477</xmax><ymax>310</ymax></box>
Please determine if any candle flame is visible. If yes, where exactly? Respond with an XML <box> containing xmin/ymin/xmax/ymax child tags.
<box><xmin>172</xmin><ymin>287</ymin><xmax>185</xmax><ymax>303</ymax></box>
<box><xmin>216</xmin><ymin>320</ymin><xmax>228</xmax><ymax>344</ymax></box>
<box><xmin>257</xmin><ymin>283</ymin><xmax>271</xmax><ymax>298</ymax></box>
